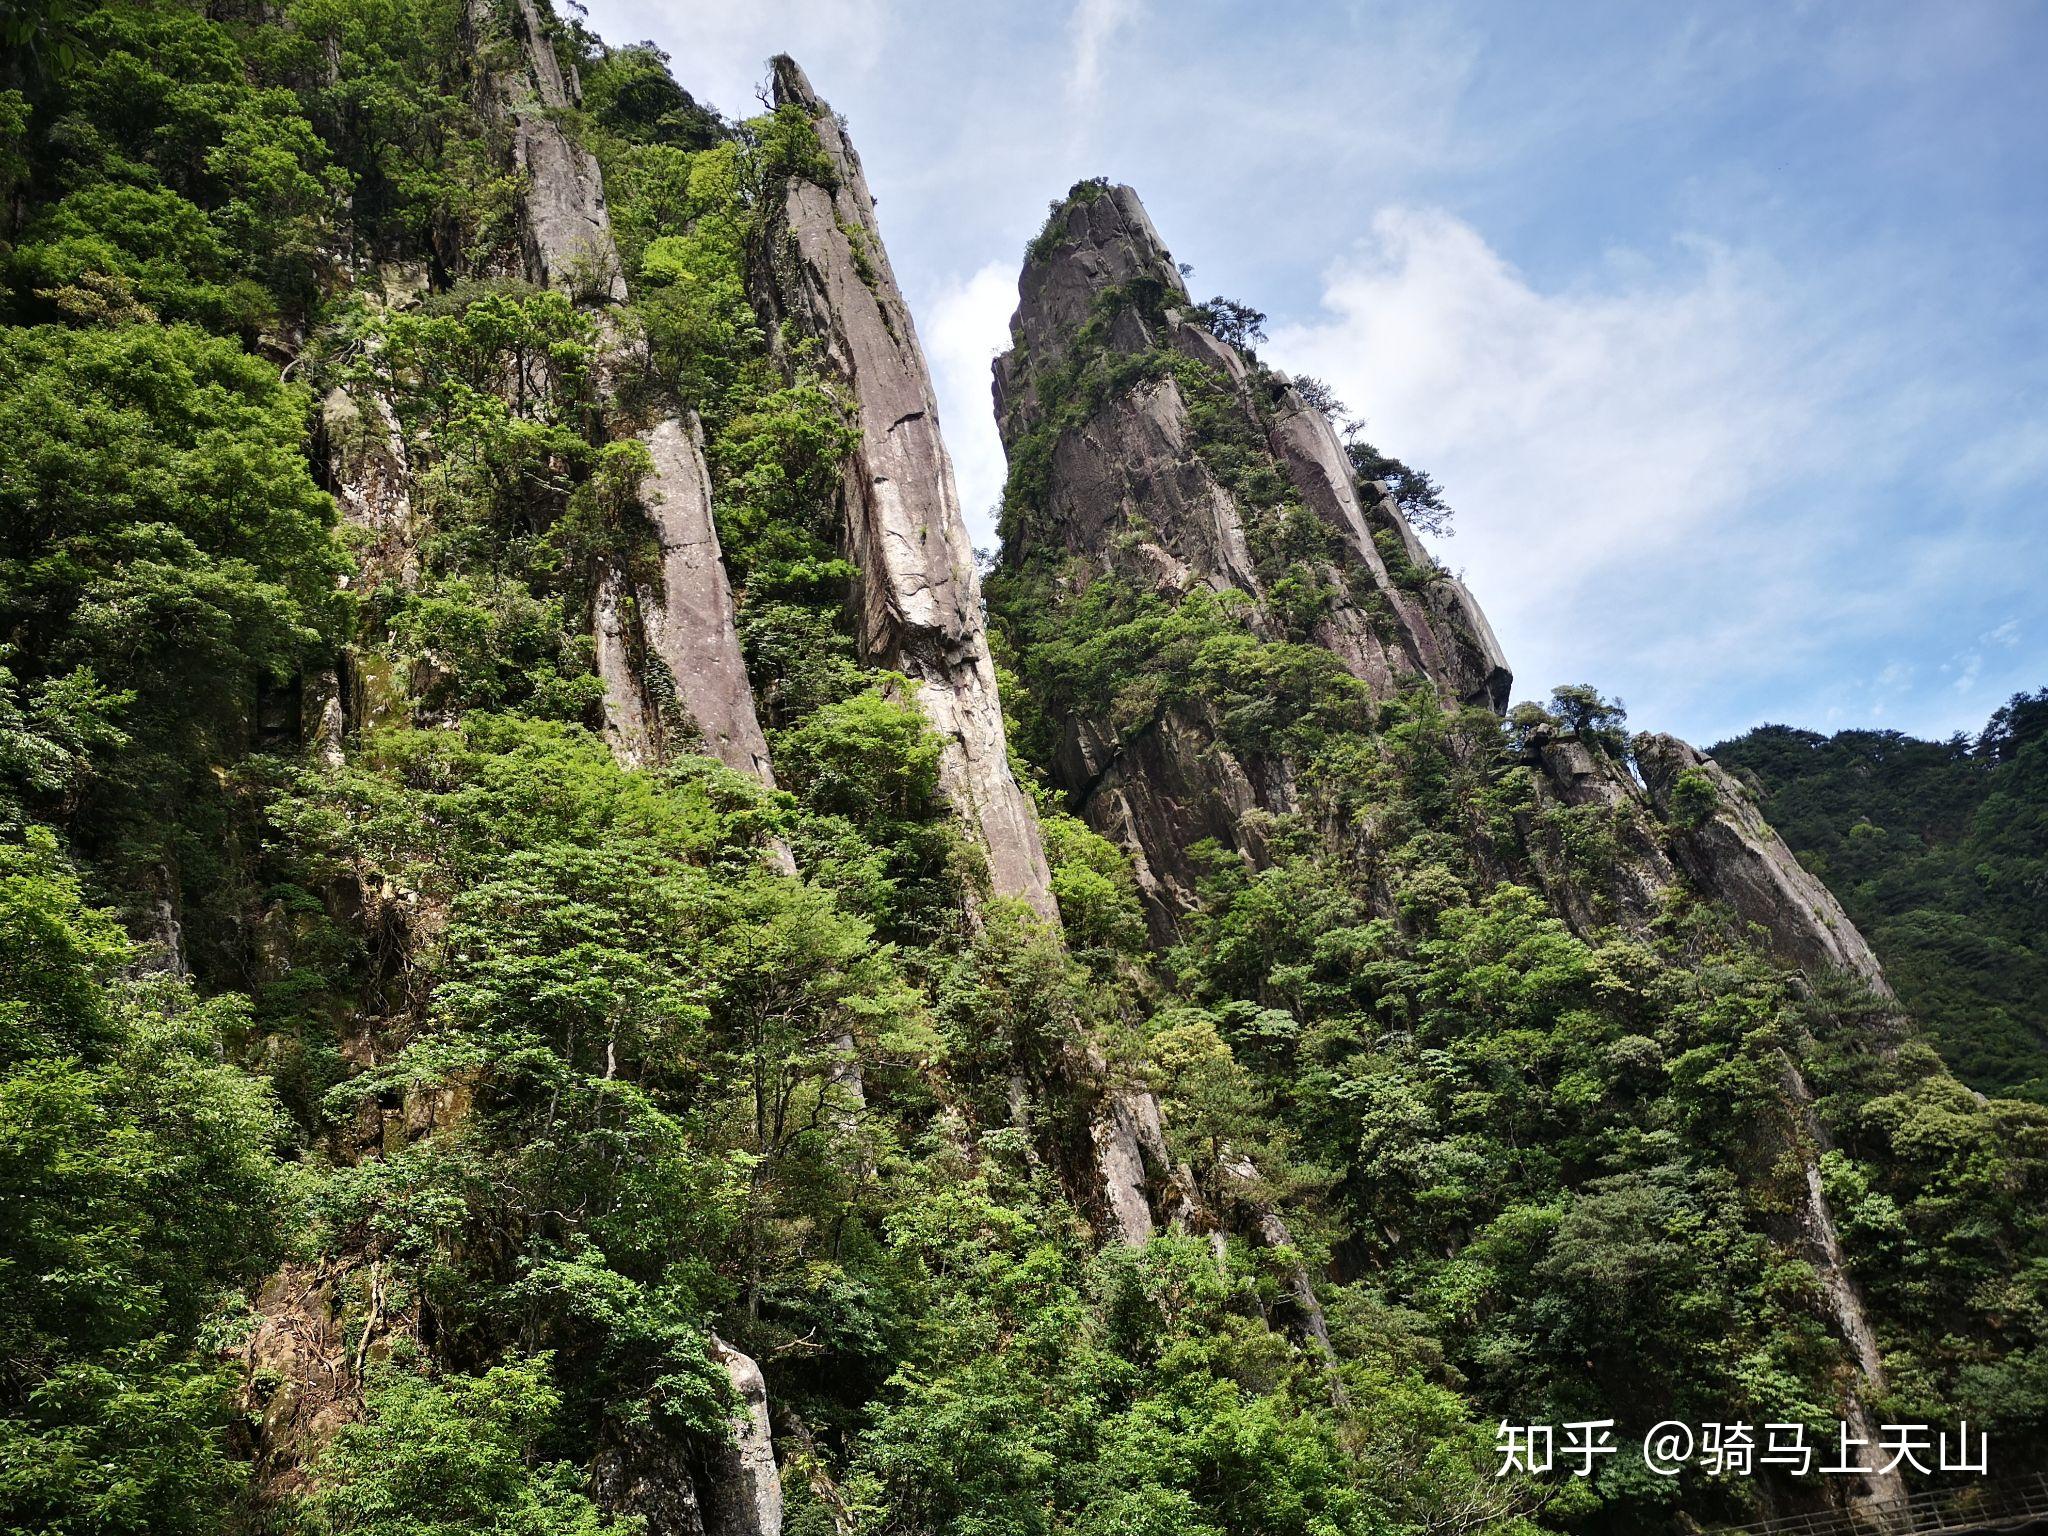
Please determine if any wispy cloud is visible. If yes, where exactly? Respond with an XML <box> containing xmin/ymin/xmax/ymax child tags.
<box><xmin>1066</xmin><ymin>0</ymin><xmax>1144</xmax><ymax>112</ymax></box>
<box><xmin>1949</xmin><ymin>618</ymin><xmax>2024</xmax><ymax>697</ymax></box>
<box><xmin>1263</xmin><ymin>203</ymin><xmax>2047</xmax><ymax>742</ymax></box>
<box><xmin>1267</xmin><ymin>207</ymin><xmax>1861</xmax><ymax>721</ymax></box>
<box><xmin>573</xmin><ymin>0</ymin><xmax>2048</xmax><ymax>743</ymax></box>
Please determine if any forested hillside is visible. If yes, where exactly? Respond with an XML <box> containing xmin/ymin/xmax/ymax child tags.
<box><xmin>1714</xmin><ymin>691</ymin><xmax>2048</xmax><ymax>1103</ymax></box>
<box><xmin>1</xmin><ymin>6</ymin><xmax>2043</xmax><ymax>1536</ymax></box>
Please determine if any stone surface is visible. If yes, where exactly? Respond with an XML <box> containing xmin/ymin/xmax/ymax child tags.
<box><xmin>1522</xmin><ymin>729</ymin><xmax>1680</xmax><ymax>934</ymax></box>
<box><xmin>1092</xmin><ymin>1095</ymin><xmax>1158</xmax><ymax>1247</ymax></box>
<box><xmin>591</xmin><ymin>1426</ymin><xmax>708</xmax><ymax>1536</ymax></box>
<box><xmin>703</xmin><ymin>1337</ymin><xmax>783</xmax><ymax>1536</ymax></box>
<box><xmin>995</xmin><ymin>183</ymin><xmax>1187</xmax><ymax>427</ymax></box>
<box><xmin>1216</xmin><ymin>1151</ymin><xmax>1336</xmax><ymax>1363</ymax></box>
<box><xmin>1064</xmin><ymin>704</ymin><xmax>1294</xmax><ymax>943</ymax></box>
<box><xmin>760</xmin><ymin>57</ymin><xmax>1057</xmax><ymax>922</ymax></box>
<box><xmin>637</xmin><ymin>417</ymin><xmax>778</xmax><ymax>784</ymax></box>
<box><xmin>1089</xmin><ymin>1079</ymin><xmax>1198</xmax><ymax>1246</ymax></box>
<box><xmin>470</xmin><ymin>0</ymin><xmax>626</xmax><ymax>300</ymax></box>
<box><xmin>303</xmin><ymin>668</ymin><xmax>347</xmax><ymax>770</ymax></box>
<box><xmin>320</xmin><ymin>384</ymin><xmax>417</xmax><ymax>593</ymax></box>
<box><xmin>239</xmin><ymin>1259</ymin><xmax>397</xmax><ymax>1506</ymax></box>
<box><xmin>1773</xmin><ymin>1055</ymin><xmax>1907</xmax><ymax>1508</ymax></box>
<box><xmin>596</xmin><ymin>416</ymin><xmax>780</xmax><ymax>791</ymax></box>
<box><xmin>993</xmin><ymin>183</ymin><xmax>1511</xmax><ymax>934</ymax></box>
<box><xmin>595</xmin><ymin>554</ymin><xmax>655</xmax><ymax>767</ymax></box>
<box><xmin>241</xmin><ymin>1263</ymin><xmax>353</xmax><ymax>1500</ymax></box>
<box><xmin>1637</xmin><ymin>733</ymin><xmax>1891</xmax><ymax>991</ymax></box>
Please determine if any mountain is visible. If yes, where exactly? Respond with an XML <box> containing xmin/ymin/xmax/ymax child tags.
<box><xmin>1713</xmin><ymin>692</ymin><xmax>2048</xmax><ymax>1103</ymax></box>
<box><xmin>0</xmin><ymin>6</ymin><xmax>2042</xmax><ymax>1536</ymax></box>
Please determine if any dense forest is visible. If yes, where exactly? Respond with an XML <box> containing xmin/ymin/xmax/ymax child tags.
<box><xmin>1715</xmin><ymin>693</ymin><xmax>2048</xmax><ymax>1104</ymax></box>
<box><xmin>1</xmin><ymin>5</ymin><xmax>2043</xmax><ymax>1536</ymax></box>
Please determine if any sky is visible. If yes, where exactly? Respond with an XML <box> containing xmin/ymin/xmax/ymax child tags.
<box><xmin>576</xmin><ymin>0</ymin><xmax>2047</xmax><ymax>747</ymax></box>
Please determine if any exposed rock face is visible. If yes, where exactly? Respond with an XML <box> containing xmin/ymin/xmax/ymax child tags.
<box><xmin>1521</xmin><ymin>729</ymin><xmax>1681</xmax><ymax>934</ymax></box>
<box><xmin>597</xmin><ymin>415</ymin><xmax>781</xmax><ymax>793</ymax></box>
<box><xmin>757</xmin><ymin>57</ymin><xmax>1057</xmax><ymax>921</ymax></box>
<box><xmin>239</xmin><ymin>1262</ymin><xmax>358</xmax><ymax>1502</ymax></box>
<box><xmin>591</xmin><ymin>1427</ymin><xmax>707</xmax><ymax>1536</ymax></box>
<box><xmin>703</xmin><ymin>1338</ymin><xmax>783</xmax><ymax>1536</ymax></box>
<box><xmin>1092</xmin><ymin>1089</ymin><xmax>1335</xmax><ymax>1369</ymax></box>
<box><xmin>996</xmin><ymin>185</ymin><xmax>1505</xmax><ymax>710</ymax></box>
<box><xmin>305</xmin><ymin>268</ymin><xmax>427</xmax><ymax>762</ymax></box>
<box><xmin>588</xmin><ymin>1339</ymin><xmax>784</xmax><ymax>1536</ymax></box>
<box><xmin>1637</xmin><ymin>733</ymin><xmax>1891</xmax><ymax>991</ymax></box>
<box><xmin>133</xmin><ymin>880</ymin><xmax>190</xmax><ymax>978</ymax></box>
<box><xmin>594</xmin><ymin>552</ymin><xmax>653</xmax><ymax>765</ymax></box>
<box><xmin>469</xmin><ymin>0</ymin><xmax>625</xmax><ymax>300</ymax></box>
<box><xmin>303</xmin><ymin>667</ymin><xmax>347</xmax><ymax>770</ymax></box>
<box><xmin>1063</xmin><ymin>703</ymin><xmax>1293</xmax><ymax>932</ymax></box>
<box><xmin>1091</xmin><ymin>1083</ymin><xmax>1196</xmax><ymax>1245</ymax></box>
<box><xmin>993</xmin><ymin>184</ymin><xmax>1509</xmax><ymax>936</ymax></box>
<box><xmin>319</xmin><ymin>384</ymin><xmax>417</xmax><ymax>594</ymax></box>
<box><xmin>1773</xmin><ymin>1056</ymin><xmax>1907</xmax><ymax>1509</ymax></box>
<box><xmin>637</xmin><ymin>419</ymin><xmax>777</xmax><ymax>781</ymax></box>
<box><xmin>238</xmin><ymin>1257</ymin><xmax>412</xmax><ymax>1508</ymax></box>
<box><xmin>1215</xmin><ymin>1151</ymin><xmax>1336</xmax><ymax>1366</ymax></box>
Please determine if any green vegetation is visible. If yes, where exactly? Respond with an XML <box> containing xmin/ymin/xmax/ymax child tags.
<box><xmin>0</xmin><ymin>834</ymin><xmax>288</xmax><ymax>1536</ymax></box>
<box><xmin>1</xmin><ymin>10</ymin><xmax>2043</xmax><ymax>1536</ymax></box>
<box><xmin>312</xmin><ymin>1357</ymin><xmax>626</xmax><ymax>1536</ymax></box>
<box><xmin>1715</xmin><ymin>689</ymin><xmax>2048</xmax><ymax>1101</ymax></box>
<box><xmin>985</xmin><ymin>178</ymin><xmax>2048</xmax><ymax>1533</ymax></box>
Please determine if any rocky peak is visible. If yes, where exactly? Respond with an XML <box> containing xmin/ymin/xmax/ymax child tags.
<box><xmin>759</xmin><ymin>57</ymin><xmax>1058</xmax><ymax>921</ymax></box>
<box><xmin>468</xmin><ymin>0</ymin><xmax>626</xmax><ymax>300</ymax></box>
<box><xmin>994</xmin><ymin>181</ymin><xmax>1509</xmax><ymax>712</ymax></box>
<box><xmin>997</xmin><ymin>182</ymin><xmax>1187</xmax><ymax>415</ymax></box>
<box><xmin>990</xmin><ymin>182</ymin><xmax>1518</xmax><ymax>933</ymax></box>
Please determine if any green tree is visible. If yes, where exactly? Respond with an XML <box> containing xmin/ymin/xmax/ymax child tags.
<box><xmin>311</xmin><ymin>1356</ymin><xmax>628</xmax><ymax>1536</ymax></box>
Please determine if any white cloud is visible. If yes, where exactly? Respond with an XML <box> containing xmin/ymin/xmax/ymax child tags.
<box><xmin>1265</xmin><ymin>207</ymin><xmax>1873</xmax><ymax>725</ymax></box>
<box><xmin>1950</xmin><ymin>618</ymin><xmax>2024</xmax><ymax>698</ymax></box>
<box><xmin>1067</xmin><ymin>0</ymin><xmax>1144</xmax><ymax>112</ymax></box>
<box><xmin>920</xmin><ymin>260</ymin><xmax>1021</xmax><ymax>550</ymax></box>
<box><xmin>571</xmin><ymin>0</ymin><xmax>2046</xmax><ymax>745</ymax></box>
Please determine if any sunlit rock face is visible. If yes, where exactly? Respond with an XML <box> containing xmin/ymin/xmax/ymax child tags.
<box><xmin>754</xmin><ymin>56</ymin><xmax>1058</xmax><ymax>922</ymax></box>
<box><xmin>993</xmin><ymin>183</ymin><xmax>1513</xmax><ymax>938</ymax></box>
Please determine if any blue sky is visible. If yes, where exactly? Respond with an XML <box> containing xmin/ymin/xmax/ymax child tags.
<box><xmin>578</xmin><ymin>0</ymin><xmax>2046</xmax><ymax>747</ymax></box>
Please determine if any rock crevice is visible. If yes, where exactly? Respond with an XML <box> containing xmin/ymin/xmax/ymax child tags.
<box><xmin>598</xmin><ymin>415</ymin><xmax>780</xmax><ymax>794</ymax></box>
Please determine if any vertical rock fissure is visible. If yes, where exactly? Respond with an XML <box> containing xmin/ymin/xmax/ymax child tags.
<box><xmin>467</xmin><ymin>0</ymin><xmax>625</xmax><ymax>300</ymax></box>
<box><xmin>1776</xmin><ymin>1055</ymin><xmax>1907</xmax><ymax>1509</ymax></box>
<box><xmin>280</xmin><ymin>13</ymin><xmax>789</xmax><ymax>1531</ymax></box>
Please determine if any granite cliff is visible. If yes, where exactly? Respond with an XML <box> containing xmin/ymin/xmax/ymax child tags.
<box><xmin>988</xmin><ymin>180</ymin><xmax>1927</xmax><ymax>1510</ymax></box>
<box><xmin>3</xmin><ymin>8</ymin><xmax>2041</xmax><ymax>1536</ymax></box>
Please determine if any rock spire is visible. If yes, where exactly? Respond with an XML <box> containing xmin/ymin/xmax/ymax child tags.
<box><xmin>757</xmin><ymin>57</ymin><xmax>1058</xmax><ymax>921</ymax></box>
